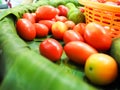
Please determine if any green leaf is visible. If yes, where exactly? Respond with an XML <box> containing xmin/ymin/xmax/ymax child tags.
<box><xmin>0</xmin><ymin>0</ymin><xmax>119</xmax><ymax>90</ymax></box>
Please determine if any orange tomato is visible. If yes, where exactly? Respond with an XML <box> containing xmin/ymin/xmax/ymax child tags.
<box><xmin>85</xmin><ymin>53</ymin><xmax>118</xmax><ymax>85</ymax></box>
<box><xmin>51</xmin><ymin>21</ymin><xmax>68</xmax><ymax>40</ymax></box>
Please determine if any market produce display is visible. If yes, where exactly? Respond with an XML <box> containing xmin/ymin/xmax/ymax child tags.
<box><xmin>0</xmin><ymin>0</ymin><xmax>120</xmax><ymax>90</ymax></box>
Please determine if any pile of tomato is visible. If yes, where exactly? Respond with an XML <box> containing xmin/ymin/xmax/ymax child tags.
<box><xmin>16</xmin><ymin>4</ymin><xmax>118</xmax><ymax>86</ymax></box>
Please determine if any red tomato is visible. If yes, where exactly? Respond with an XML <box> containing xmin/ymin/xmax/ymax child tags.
<box><xmin>22</xmin><ymin>13</ymin><xmax>36</xmax><ymax>23</ymax></box>
<box><xmin>84</xmin><ymin>22</ymin><xmax>112</xmax><ymax>51</ymax></box>
<box><xmin>73</xmin><ymin>23</ymin><xmax>86</xmax><ymax>36</ymax></box>
<box><xmin>57</xmin><ymin>5</ymin><xmax>69</xmax><ymax>16</ymax></box>
<box><xmin>35</xmin><ymin>5</ymin><xmax>58</xmax><ymax>21</ymax></box>
<box><xmin>52</xmin><ymin>21</ymin><xmax>68</xmax><ymax>40</ymax></box>
<box><xmin>39</xmin><ymin>20</ymin><xmax>55</xmax><ymax>32</ymax></box>
<box><xmin>55</xmin><ymin>15</ymin><xmax>68</xmax><ymax>22</ymax></box>
<box><xmin>31</xmin><ymin>13</ymin><xmax>37</xmax><ymax>22</ymax></box>
<box><xmin>105</xmin><ymin>1</ymin><xmax>118</xmax><ymax>6</ymax></box>
<box><xmin>117</xmin><ymin>0</ymin><xmax>120</xmax><ymax>5</ymax></box>
<box><xmin>16</xmin><ymin>19</ymin><xmax>36</xmax><ymax>41</ymax></box>
<box><xmin>63</xmin><ymin>30</ymin><xmax>84</xmax><ymax>44</ymax></box>
<box><xmin>79</xmin><ymin>7</ymin><xmax>85</xmax><ymax>13</ymax></box>
<box><xmin>64</xmin><ymin>41</ymin><xmax>98</xmax><ymax>65</ymax></box>
<box><xmin>64</xmin><ymin>20</ymin><xmax>75</xmax><ymax>30</ymax></box>
<box><xmin>97</xmin><ymin>0</ymin><xmax>106</xmax><ymax>3</ymax></box>
<box><xmin>39</xmin><ymin>38</ymin><xmax>63</xmax><ymax>61</ymax></box>
<box><xmin>34</xmin><ymin>23</ymin><xmax>49</xmax><ymax>38</ymax></box>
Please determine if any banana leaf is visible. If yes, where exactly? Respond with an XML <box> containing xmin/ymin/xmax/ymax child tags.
<box><xmin>0</xmin><ymin>0</ymin><xmax>82</xmax><ymax>20</ymax></box>
<box><xmin>0</xmin><ymin>13</ymin><xmax>97</xmax><ymax>90</ymax></box>
<box><xmin>0</xmin><ymin>0</ymin><xmax>119</xmax><ymax>90</ymax></box>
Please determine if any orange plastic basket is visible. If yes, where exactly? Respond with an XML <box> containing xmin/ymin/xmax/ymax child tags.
<box><xmin>79</xmin><ymin>0</ymin><xmax>120</xmax><ymax>38</ymax></box>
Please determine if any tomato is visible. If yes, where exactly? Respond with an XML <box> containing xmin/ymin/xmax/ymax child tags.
<box><xmin>84</xmin><ymin>22</ymin><xmax>112</xmax><ymax>51</ymax></box>
<box><xmin>73</xmin><ymin>23</ymin><xmax>86</xmax><ymax>36</ymax></box>
<box><xmin>35</xmin><ymin>5</ymin><xmax>58</xmax><ymax>21</ymax></box>
<box><xmin>31</xmin><ymin>13</ymin><xmax>37</xmax><ymax>22</ymax></box>
<box><xmin>117</xmin><ymin>0</ymin><xmax>120</xmax><ymax>5</ymax></box>
<box><xmin>79</xmin><ymin>7</ymin><xmax>85</xmax><ymax>13</ymax></box>
<box><xmin>39</xmin><ymin>38</ymin><xmax>63</xmax><ymax>61</ymax></box>
<box><xmin>16</xmin><ymin>19</ymin><xmax>36</xmax><ymax>41</ymax></box>
<box><xmin>51</xmin><ymin>21</ymin><xmax>68</xmax><ymax>40</ymax></box>
<box><xmin>39</xmin><ymin>20</ymin><xmax>55</xmax><ymax>32</ymax></box>
<box><xmin>97</xmin><ymin>0</ymin><xmax>106</xmax><ymax>3</ymax></box>
<box><xmin>55</xmin><ymin>15</ymin><xmax>68</xmax><ymax>22</ymax></box>
<box><xmin>34</xmin><ymin>23</ymin><xmax>49</xmax><ymax>38</ymax></box>
<box><xmin>105</xmin><ymin>1</ymin><xmax>118</xmax><ymax>5</ymax></box>
<box><xmin>64</xmin><ymin>41</ymin><xmax>98</xmax><ymax>64</ymax></box>
<box><xmin>103</xmin><ymin>26</ymin><xmax>112</xmax><ymax>36</ymax></box>
<box><xmin>57</xmin><ymin>5</ymin><xmax>69</xmax><ymax>17</ymax></box>
<box><xmin>91</xmin><ymin>0</ymin><xmax>106</xmax><ymax>2</ymax></box>
<box><xmin>64</xmin><ymin>20</ymin><xmax>75</xmax><ymax>30</ymax></box>
<box><xmin>85</xmin><ymin>53</ymin><xmax>118</xmax><ymax>85</ymax></box>
<box><xmin>22</xmin><ymin>13</ymin><xmax>36</xmax><ymax>23</ymax></box>
<box><xmin>63</xmin><ymin>30</ymin><xmax>84</xmax><ymax>44</ymax></box>
<box><xmin>55</xmin><ymin>8</ymin><xmax>60</xmax><ymax>15</ymax></box>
